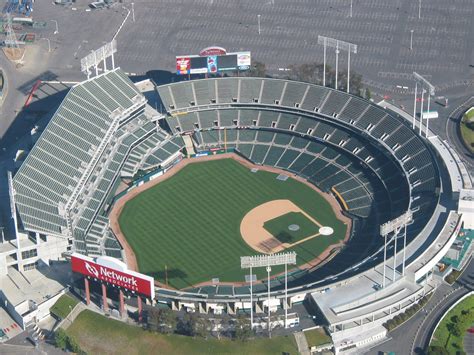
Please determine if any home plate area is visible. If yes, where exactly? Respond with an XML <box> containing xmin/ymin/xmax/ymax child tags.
<box><xmin>319</xmin><ymin>226</ymin><xmax>334</xmax><ymax>236</ymax></box>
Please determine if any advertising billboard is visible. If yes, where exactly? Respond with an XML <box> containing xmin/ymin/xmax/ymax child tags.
<box><xmin>176</xmin><ymin>57</ymin><xmax>191</xmax><ymax>75</ymax></box>
<box><xmin>71</xmin><ymin>253</ymin><xmax>155</xmax><ymax>299</ymax></box>
<box><xmin>175</xmin><ymin>51</ymin><xmax>251</xmax><ymax>75</ymax></box>
<box><xmin>207</xmin><ymin>55</ymin><xmax>218</xmax><ymax>73</ymax></box>
<box><xmin>237</xmin><ymin>51</ymin><xmax>251</xmax><ymax>70</ymax></box>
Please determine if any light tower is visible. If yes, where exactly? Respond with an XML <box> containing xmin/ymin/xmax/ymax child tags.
<box><xmin>241</xmin><ymin>252</ymin><xmax>296</xmax><ymax>335</ymax></box>
<box><xmin>3</xmin><ymin>13</ymin><xmax>25</xmax><ymax>64</ymax></box>
<box><xmin>380</xmin><ymin>210</ymin><xmax>413</xmax><ymax>287</ymax></box>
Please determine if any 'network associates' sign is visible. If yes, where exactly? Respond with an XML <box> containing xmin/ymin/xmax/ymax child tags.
<box><xmin>71</xmin><ymin>253</ymin><xmax>154</xmax><ymax>298</ymax></box>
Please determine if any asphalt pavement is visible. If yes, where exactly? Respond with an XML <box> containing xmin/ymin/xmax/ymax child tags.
<box><xmin>1</xmin><ymin>0</ymin><xmax>473</xmax><ymax>159</ymax></box>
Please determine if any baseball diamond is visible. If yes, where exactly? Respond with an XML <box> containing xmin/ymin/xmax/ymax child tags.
<box><xmin>114</xmin><ymin>156</ymin><xmax>348</xmax><ymax>289</ymax></box>
<box><xmin>263</xmin><ymin>211</ymin><xmax>322</xmax><ymax>244</ymax></box>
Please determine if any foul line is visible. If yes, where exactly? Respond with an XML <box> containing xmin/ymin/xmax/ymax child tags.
<box><xmin>284</xmin><ymin>232</ymin><xmax>321</xmax><ymax>249</ymax></box>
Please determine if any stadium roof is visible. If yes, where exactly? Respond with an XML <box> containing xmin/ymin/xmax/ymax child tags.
<box><xmin>13</xmin><ymin>69</ymin><xmax>143</xmax><ymax>236</ymax></box>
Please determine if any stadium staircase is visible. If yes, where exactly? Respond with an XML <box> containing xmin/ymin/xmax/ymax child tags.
<box><xmin>182</xmin><ymin>134</ymin><xmax>196</xmax><ymax>156</ymax></box>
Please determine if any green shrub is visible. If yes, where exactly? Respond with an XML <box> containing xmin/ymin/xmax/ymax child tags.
<box><xmin>54</xmin><ymin>328</ymin><xmax>86</xmax><ymax>354</ymax></box>
<box><xmin>55</xmin><ymin>328</ymin><xmax>68</xmax><ymax>350</ymax></box>
<box><xmin>67</xmin><ymin>335</ymin><xmax>81</xmax><ymax>353</ymax></box>
<box><xmin>427</xmin><ymin>345</ymin><xmax>450</xmax><ymax>355</ymax></box>
<box><xmin>446</xmin><ymin>270</ymin><xmax>462</xmax><ymax>284</ymax></box>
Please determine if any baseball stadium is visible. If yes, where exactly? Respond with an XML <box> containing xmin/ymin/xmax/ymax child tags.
<box><xmin>8</xmin><ymin>66</ymin><xmax>470</xmax><ymax>352</ymax></box>
<box><xmin>12</xmin><ymin>70</ymin><xmax>438</xmax><ymax>288</ymax></box>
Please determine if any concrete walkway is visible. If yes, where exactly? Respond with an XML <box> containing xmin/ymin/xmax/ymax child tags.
<box><xmin>294</xmin><ymin>331</ymin><xmax>310</xmax><ymax>355</ymax></box>
<box><xmin>464</xmin><ymin>331</ymin><xmax>474</xmax><ymax>355</ymax></box>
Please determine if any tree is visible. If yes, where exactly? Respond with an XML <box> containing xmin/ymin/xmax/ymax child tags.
<box><xmin>178</xmin><ymin>313</ymin><xmax>198</xmax><ymax>336</ymax></box>
<box><xmin>249</xmin><ymin>61</ymin><xmax>266</xmax><ymax>78</ymax></box>
<box><xmin>67</xmin><ymin>335</ymin><xmax>81</xmax><ymax>353</ymax></box>
<box><xmin>451</xmin><ymin>315</ymin><xmax>460</xmax><ymax>324</ymax></box>
<box><xmin>147</xmin><ymin>307</ymin><xmax>160</xmax><ymax>332</ymax></box>
<box><xmin>194</xmin><ymin>316</ymin><xmax>211</xmax><ymax>338</ymax></box>
<box><xmin>54</xmin><ymin>328</ymin><xmax>68</xmax><ymax>350</ymax></box>
<box><xmin>157</xmin><ymin>308</ymin><xmax>177</xmax><ymax>334</ymax></box>
<box><xmin>447</xmin><ymin>322</ymin><xmax>461</xmax><ymax>338</ymax></box>
<box><xmin>286</xmin><ymin>62</ymin><xmax>325</xmax><ymax>85</ymax></box>
<box><xmin>148</xmin><ymin>307</ymin><xmax>177</xmax><ymax>334</ymax></box>
<box><xmin>461</xmin><ymin>309</ymin><xmax>470</xmax><ymax>316</ymax></box>
<box><xmin>366</xmin><ymin>88</ymin><xmax>372</xmax><ymax>100</ymax></box>
<box><xmin>234</xmin><ymin>315</ymin><xmax>252</xmax><ymax>341</ymax></box>
<box><xmin>427</xmin><ymin>345</ymin><xmax>449</xmax><ymax>355</ymax></box>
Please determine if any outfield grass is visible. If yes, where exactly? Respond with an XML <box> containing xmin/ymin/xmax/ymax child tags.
<box><xmin>430</xmin><ymin>295</ymin><xmax>474</xmax><ymax>354</ymax></box>
<box><xmin>67</xmin><ymin>310</ymin><xmax>299</xmax><ymax>355</ymax></box>
<box><xmin>119</xmin><ymin>158</ymin><xmax>347</xmax><ymax>288</ymax></box>
<box><xmin>264</xmin><ymin>212</ymin><xmax>320</xmax><ymax>244</ymax></box>
<box><xmin>50</xmin><ymin>294</ymin><xmax>78</xmax><ymax>319</ymax></box>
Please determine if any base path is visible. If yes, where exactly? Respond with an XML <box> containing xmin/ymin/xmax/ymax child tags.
<box><xmin>240</xmin><ymin>199</ymin><xmax>321</xmax><ymax>254</ymax></box>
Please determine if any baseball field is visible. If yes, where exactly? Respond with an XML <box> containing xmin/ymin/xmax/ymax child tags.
<box><xmin>117</xmin><ymin>157</ymin><xmax>348</xmax><ymax>289</ymax></box>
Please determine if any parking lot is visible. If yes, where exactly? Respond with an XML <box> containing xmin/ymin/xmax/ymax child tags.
<box><xmin>114</xmin><ymin>0</ymin><xmax>474</xmax><ymax>91</ymax></box>
<box><xmin>0</xmin><ymin>0</ymin><xmax>473</xmax><ymax>149</ymax></box>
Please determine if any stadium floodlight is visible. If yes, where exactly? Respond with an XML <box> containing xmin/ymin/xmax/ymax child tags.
<box><xmin>380</xmin><ymin>210</ymin><xmax>413</xmax><ymax>236</ymax></box>
<box><xmin>413</xmin><ymin>72</ymin><xmax>435</xmax><ymax>137</ymax></box>
<box><xmin>413</xmin><ymin>72</ymin><xmax>434</xmax><ymax>96</ymax></box>
<box><xmin>240</xmin><ymin>252</ymin><xmax>296</xmax><ymax>268</ymax></box>
<box><xmin>81</xmin><ymin>40</ymin><xmax>117</xmax><ymax>79</ymax></box>
<box><xmin>317</xmin><ymin>36</ymin><xmax>357</xmax><ymax>92</ymax></box>
<box><xmin>241</xmin><ymin>252</ymin><xmax>296</xmax><ymax>334</ymax></box>
<box><xmin>380</xmin><ymin>211</ymin><xmax>413</xmax><ymax>288</ymax></box>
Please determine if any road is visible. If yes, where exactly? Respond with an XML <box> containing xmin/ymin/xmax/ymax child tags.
<box><xmin>368</xmin><ymin>258</ymin><xmax>474</xmax><ymax>355</ymax></box>
<box><xmin>445</xmin><ymin>96</ymin><xmax>474</xmax><ymax>175</ymax></box>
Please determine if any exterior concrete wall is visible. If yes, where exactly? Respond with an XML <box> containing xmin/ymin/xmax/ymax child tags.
<box><xmin>414</xmin><ymin>213</ymin><xmax>462</xmax><ymax>281</ymax></box>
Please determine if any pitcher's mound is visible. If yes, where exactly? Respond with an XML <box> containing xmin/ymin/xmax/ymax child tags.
<box><xmin>288</xmin><ymin>224</ymin><xmax>300</xmax><ymax>231</ymax></box>
<box><xmin>319</xmin><ymin>226</ymin><xmax>334</xmax><ymax>236</ymax></box>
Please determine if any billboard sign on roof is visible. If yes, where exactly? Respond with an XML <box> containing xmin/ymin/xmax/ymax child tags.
<box><xmin>199</xmin><ymin>46</ymin><xmax>227</xmax><ymax>56</ymax></box>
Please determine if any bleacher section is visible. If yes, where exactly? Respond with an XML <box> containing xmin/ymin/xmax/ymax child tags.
<box><xmin>158</xmin><ymin>77</ymin><xmax>439</xmax><ymax>228</ymax></box>
<box><xmin>13</xmin><ymin>69</ymin><xmax>144</xmax><ymax>237</ymax></box>
<box><xmin>14</xmin><ymin>74</ymin><xmax>439</xmax><ymax>264</ymax></box>
<box><xmin>187</xmin><ymin>126</ymin><xmax>392</xmax><ymax>219</ymax></box>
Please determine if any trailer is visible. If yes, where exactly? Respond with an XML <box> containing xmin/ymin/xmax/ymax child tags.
<box><xmin>422</xmin><ymin>111</ymin><xmax>439</xmax><ymax>120</ymax></box>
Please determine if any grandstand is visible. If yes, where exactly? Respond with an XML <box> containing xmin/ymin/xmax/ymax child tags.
<box><xmin>11</xmin><ymin>74</ymin><xmax>440</xmax><ymax>286</ymax></box>
<box><xmin>157</xmin><ymin>77</ymin><xmax>439</xmax><ymax>262</ymax></box>
<box><xmin>12</xmin><ymin>69</ymin><xmax>184</xmax><ymax>258</ymax></box>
